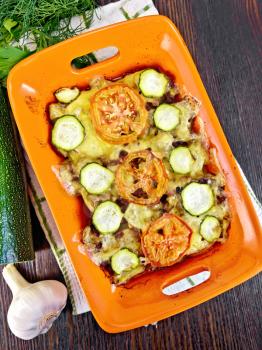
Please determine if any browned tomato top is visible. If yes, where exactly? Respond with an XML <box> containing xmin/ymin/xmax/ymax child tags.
<box><xmin>90</xmin><ymin>84</ymin><xmax>148</xmax><ymax>144</ymax></box>
<box><xmin>142</xmin><ymin>214</ymin><xmax>192</xmax><ymax>267</ymax></box>
<box><xmin>115</xmin><ymin>150</ymin><xmax>168</xmax><ymax>205</ymax></box>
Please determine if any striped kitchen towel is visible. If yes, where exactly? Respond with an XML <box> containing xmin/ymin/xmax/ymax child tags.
<box><xmin>25</xmin><ymin>0</ymin><xmax>262</xmax><ymax>315</ymax></box>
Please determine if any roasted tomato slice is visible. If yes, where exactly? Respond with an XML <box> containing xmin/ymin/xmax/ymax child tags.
<box><xmin>90</xmin><ymin>84</ymin><xmax>148</xmax><ymax>144</ymax></box>
<box><xmin>205</xmin><ymin>146</ymin><xmax>222</xmax><ymax>175</ymax></box>
<box><xmin>115</xmin><ymin>150</ymin><xmax>168</xmax><ymax>205</ymax></box>
<box><xmin>142</xmin><ymin>214</ymin><xmax>192</xmax><ymax>267</ymax></box>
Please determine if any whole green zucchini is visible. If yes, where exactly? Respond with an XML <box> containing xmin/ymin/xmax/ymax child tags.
<box><xmin>0</xmin><ymin>87</ymin><xmax>34</xmax><ymax>263</ymax></box>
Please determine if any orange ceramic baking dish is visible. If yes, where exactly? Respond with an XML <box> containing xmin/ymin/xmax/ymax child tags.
<box><xmin>7</xmin><ymin>16</ymin><xmax>262</xmax><ymax>333</ymax></box>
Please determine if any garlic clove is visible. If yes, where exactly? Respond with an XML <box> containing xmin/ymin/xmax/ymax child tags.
<box><xmin>3</xmin><ymin>264</ymin><xmax>68</xmax><ymax>340</ymax></box>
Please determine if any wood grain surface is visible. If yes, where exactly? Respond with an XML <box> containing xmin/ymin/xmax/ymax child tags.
<box><xmin>0</xmin><ymin>1</ymin><xmax>261</xmax><ymax>349</ymax></box>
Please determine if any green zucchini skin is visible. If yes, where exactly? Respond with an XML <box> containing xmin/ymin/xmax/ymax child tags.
<box><xmin>0</xmin><ymin>87</ymin><xmax>34</xmax><ymax>264</ymax></box>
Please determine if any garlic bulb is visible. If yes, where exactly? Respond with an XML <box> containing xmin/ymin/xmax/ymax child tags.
<box><xmin>2</xmin><ymin>264</ymin><xmax>68</xmax><ymax>340</ymax></box>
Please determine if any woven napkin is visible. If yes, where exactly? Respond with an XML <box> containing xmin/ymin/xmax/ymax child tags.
<box><xmin>25</xmin><ymin>0</ymin><xmax>262</xmax><ymax>315</ymax></box>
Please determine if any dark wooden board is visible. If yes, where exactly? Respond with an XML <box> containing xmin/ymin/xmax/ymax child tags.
<box><xmin>0</xmin><ymin>1</ymin><xmax>261</xmax><ymax>349</ymax></box>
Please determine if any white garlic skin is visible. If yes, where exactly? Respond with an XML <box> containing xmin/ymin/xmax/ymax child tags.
<box><xmin>3</xmin><ymin>265</ymin><xmax>68</xmax><ymax>340</ymax></box>
<box><xmin>8</xmin><ymin>280</ymin><xmax>67</xmax><ymax>340</ymax></box>
<box><xmin>7</xmin><ymin>280</ymin><xmax>67</xmax><ymax>340</ymax></box>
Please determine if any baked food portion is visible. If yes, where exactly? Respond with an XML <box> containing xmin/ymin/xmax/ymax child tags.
<box><xmin>49</xmin><ymin>69</ymin><xmax>230</xmax><ymax>284</ymax></box>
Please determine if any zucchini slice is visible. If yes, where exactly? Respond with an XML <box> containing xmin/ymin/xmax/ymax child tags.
<box><xmin>200</xmin><ymin>216</ymin><xmax>221</xmax><ymax>242</ymax></box>
<box><xmin>111</xmin><ymin>249</ymin><xmax>139</xmax><ymax>274</ymax></box>
<box><xmin>181</xmin><ymin>183</ymin><xmax>214</xmax><ymax>216</ymax></box>
<box><xmin>55</xmin><ymin>87</ymin><xmax>80</xmax><ymax>103</ymax></box>
<box><xmin>52</xmin><ymin>115</ymin><xmax>84</xmax><ymax>151</ymax></box>
<box><xmin>169</xmin><ymin>146</ymin><xmax>194</xmax><ymax>174</ymax></box>
<box><xmin>139</xmin><ymin>69</ymin><xmax>168</xmax><ymax>97</ymax></box>
<box><xmin>80</xmin><ymin>163</ymin><xmax>114</xmax><ymax>194</ymax></box>
<box><xmin>92</xmin><ymin>201</ymin><xmax>123</xmax><ymax>234</ymax></box>
<box><xmin>153</xmin><ymin>104</ymin><xmax>180</xmax><ymax>131</ymax></box>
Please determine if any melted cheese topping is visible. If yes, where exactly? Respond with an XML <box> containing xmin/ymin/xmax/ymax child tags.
<box><xmin>50</xmin><ymin>70</ymin><xmax>230</xmax><ymax>283</ymax></box>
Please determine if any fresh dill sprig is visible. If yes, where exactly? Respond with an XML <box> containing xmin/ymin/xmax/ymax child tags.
<box><xmin>0</xmin><ymin>0</ymin><xmax>97</xmax><ymax>50</ymax></box>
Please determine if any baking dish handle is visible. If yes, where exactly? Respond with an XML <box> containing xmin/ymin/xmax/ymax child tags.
<box><xmin>43</xmin><ymin>23</ymin><xmax>145</xmax><ymax>76</ymax></box>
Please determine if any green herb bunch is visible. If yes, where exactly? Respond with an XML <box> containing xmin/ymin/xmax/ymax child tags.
<box><xmin>0</xmin><ymin>0</ymin><xmax>97</xmax><ymax>83</ymax></box>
